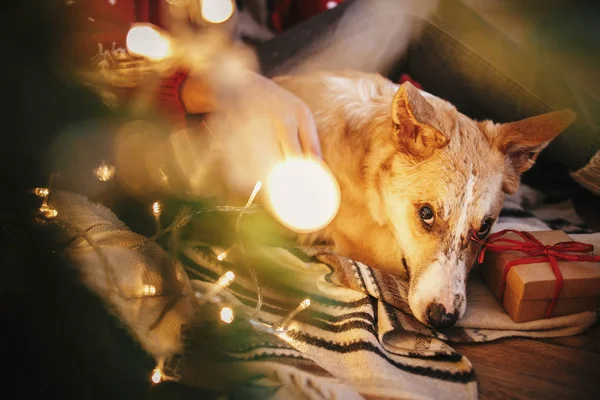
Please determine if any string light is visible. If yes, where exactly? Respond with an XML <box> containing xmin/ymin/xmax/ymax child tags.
<box><xmin>40</xmin><ymin>205</ymin><xmax>59</xmax><ymax>219</ymax></box>
<box><xmin>245</xmin><ymin>180</ymin><xmax>262</xmax><ymax>207</ymax></box>
<box><xmin>45</xmin><ymin>4</ymin><xmax>326</xmax><ymax>386</ymax></box>
<box><xmin>142</xmin><ymin>284</ymin><xmax>156</xmax><ymax>296</ymax></box>
<box><xmin>94</xmin><ymin>161</ymin><xmax>115</xmax><ymax>182</ymax></box>
<box><xmin>151</xmin><ymin>367</ymin><xmax>163</xmax><ymax>384</ymax></box>
<box><xmin>126</xmin><ymin>24</ymin><xmax>172</xmax><ymax>61</ymax></box>
<box><xmin>152</xmin><ymin>201</ymin><xmax>162</xmax><ymax>216</ymax></box>
<box><xmin>152</xmin><ymin>201</ymin><xmax>162</xmax><ymax>234</ymax></box>
<box><xmin>201</xmin><ymin>0</ymin><xmax>235</xmax><ymax>24</ymax></box>
<box><xmin>275</xmin><ymin>298</ymin><xmax>311</xmax><ymax>332</ymax></box>
<box><xmin>34</xmin><ymin>175</ymin><xmax>58</xmax><ymax>219</ymax></box>
<box><xmin>220</xmin><ymin>307</ymin><xmax>234</xmax><ymax>323</ymax></box>
<box><xmin>33</xmin><ymin>188</ymin><xmax>49</xmax><ymax>197</ymax></box>
<box><xmin>266</xmin><ymin>158</ymin><xmax>340</xmax><ymax>233</ymax></box>
<box><xmin>195</xmin><ymin>271</ymin><xmax>235</xmax><ymax>304</ymax></box>
<box><xmin>215</xmin><ymin>181</ymin><xmax>262</xmax><ymax>261</ymax></box>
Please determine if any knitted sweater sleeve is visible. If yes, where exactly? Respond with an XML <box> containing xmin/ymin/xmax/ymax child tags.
<box><xmin>67</xmin><ymin>0</ymin><xmax>188</xmax><ymax>125</ymax></box>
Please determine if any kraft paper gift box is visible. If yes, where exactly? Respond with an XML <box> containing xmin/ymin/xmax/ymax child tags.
<box><xmin>479</xmin><ymin>230</ymin><xmax>600</xmax><ymax>323</ymax></box>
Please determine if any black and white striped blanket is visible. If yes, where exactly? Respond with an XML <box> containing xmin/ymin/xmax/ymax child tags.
<box><xmin>176</xmin><ymin>186</ymin><xmax>599</xmax><ymax>400</ymax></box>
<box><xmin>48</xmin><ymin>188</ymin><xmax>598</xmax><ymax>400</ymax></box>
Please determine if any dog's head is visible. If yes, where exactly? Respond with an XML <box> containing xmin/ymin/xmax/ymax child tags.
<box><xmin>370</xmin><ymin>82</ymin><xmax>576</xmax><ymax>328</ymax></box>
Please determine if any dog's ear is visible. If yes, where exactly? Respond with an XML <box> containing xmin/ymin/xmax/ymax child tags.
<box><xmin>392</xmin><ymin>82</ymin><xmax>448</xmax><ymax>160</ymax></box>
<box><xmin>481</xmin><ymin>109</ymin><xmax>576</xmax><ymax>193</ymax></box>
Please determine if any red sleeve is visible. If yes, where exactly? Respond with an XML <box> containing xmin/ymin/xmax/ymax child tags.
<box><xmin>67</xmin><ymin>0</ymin><xmax>188</xmax><ymax>125</ymax></box>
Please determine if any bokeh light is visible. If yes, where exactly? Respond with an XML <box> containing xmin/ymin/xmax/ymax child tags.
<box><xmin>151</xmin><ymin>368</ymin><xmax>162</xmax><ymax>384</ymax></box>
<box><xmin>220</xmin><ymin>307</ymin><xmax>234</xmax><ymax>324</ymax></box>
<box><xmin>126</xmin><ymin>25</ymin><xmax>171</xmax><ymax>60</ymax></box>
<box><xmin>267</xmin><ymin>158</ymin><xmax>340</xmax><ymax>233</ymax></box>
<box><xmin>201</xmin><ymin>0</ymin><xmax>235</xmax><ymax>24</ymax></box>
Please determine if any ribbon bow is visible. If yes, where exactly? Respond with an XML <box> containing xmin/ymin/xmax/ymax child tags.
<box><xmin>471</xmin><ymin>229</ymin><xmax>600</xmax><ymax>318</ymax></box>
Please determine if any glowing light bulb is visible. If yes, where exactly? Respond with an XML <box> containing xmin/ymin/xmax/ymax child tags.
<box><xmin>220</xmin><ymin>307</ymin><xmax>234</xmax><ymax>323</ymax></box>
<box><xmin>126</xmin><ymin>24</ymin><xmax>171</xmax><ymax>60</ymax></box>
<box><xmin>201</xmin><ymin>0</ymin><xmax>235</xmax><ymax>23</ymax></box>
<box><xmin>219</xmin><ymin>271</ymin><xmax>235</xmax><ymax>285</ymax></box>
<box><xmin>246</xmin><ymin>181</ymin><xmax>262</xmax><ymax>207</ymax></box>
<box><xmin>275</xmin><ymin>298</ymin><xmax>312</xmax><ymax>331</ymax></box>
<box><xmin>33</xmin><ymin>188</ymin><xmax>49</xmax><ymax>197</ymax></box>
<box><xmin>326</xmin><ymin>1</ymin><xmax>338</xmax><ymax>9</ymax></box>
<box><xmin>142</xmin><ymin>284</ymin><xmax>156</xmax><ymax>296</ymax></box>
<box><xmin>267</xmin><ymin>158</ymin><xmax>340</xmax><ymax>233</ymax></box>
<box><xmin>195</xmin><ymin>271</ymin><xmax>235</xmax><ymax>304</ymax></box>
<box><xmin>151</xmin><ymin>368</ymin><xmax>162</xmax><ymax>384</ymax></box>
<box><xmin>300</xmin><ymin>299</ymin><xmax>311</xmax><ymax>309</ymax></box>
<box><xmin>40</xmin><ymin>206</ymin><xmax>58</xmax><ymax>219</ymax></box>
<box><xmin>152</xmin><ymin>201</ymin><xmax>161</xmax><ymax>217</ymax></box>
<box><xmin>94</xmin><ymin>161</ymin><xmax>115</xmax><ymax>182</ymax></box>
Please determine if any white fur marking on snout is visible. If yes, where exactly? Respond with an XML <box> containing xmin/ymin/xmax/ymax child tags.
<box><xmin>409</xmin><ymin>254</ymin><xmax>467</xmax><ymax>324</ymax></box>
<box><xmin>409</xmin><ymin>172</ymin><xmax>475</xmax><ymax>323</ymax></box>
<box><xmin>453</xmin><ymin>172</ymin><xmax>475</xmax><ymax>250</ymax></box>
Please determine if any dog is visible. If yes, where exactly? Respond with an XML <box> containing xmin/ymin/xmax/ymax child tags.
<box><xmin>274</xmin><ymin>70</ymin><xmax>576</xmax><ymax>329</ymax></box>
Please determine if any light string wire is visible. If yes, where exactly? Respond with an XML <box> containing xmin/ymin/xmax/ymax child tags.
<box><xmin>31</xmin><ymin>184</ymin><xmax>311</xmax><ymax>383</ymax></box>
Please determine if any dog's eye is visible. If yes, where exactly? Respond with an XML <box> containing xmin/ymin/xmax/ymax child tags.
<box><xmin>477</xmin><ymin>219</ymin><xmax>493</xmax><ymax>238</ymax></box>
<box><xmin>419</xmin><ymin>206</ymin><xmax>435</xmax><ymax>226</ymax></box>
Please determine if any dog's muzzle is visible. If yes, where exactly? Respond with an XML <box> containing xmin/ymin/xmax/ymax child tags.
<box><xmin>426</xmin><ymin>302</ymin><xmax>459</xmax><ymax>329</ymax></box>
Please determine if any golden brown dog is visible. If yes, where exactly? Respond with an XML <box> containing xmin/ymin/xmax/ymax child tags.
<box><xmin>275</xmin><ymin>70</ymin><xmax>575</xmax><ymax>328</ymax></box>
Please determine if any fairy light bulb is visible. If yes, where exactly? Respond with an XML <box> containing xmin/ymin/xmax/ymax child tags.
<box><xmin>151</xmin><ymin>368</ymin><xmax>162</xmax><ymax>384</ymax></box>
<box><xmin>201</xmin><ymin>0</ymin><xmax>235</xmax><ymax>23</ymax></box>
<box><xmin>126</xmin><ymin>24</ymin><xmax>171</xmax><ymax>60</ymax></box>
<box><xmin>95</xmin><ymin>161</ymin><xmax>115</xmax><ymax>182</ymax></box>
<box><xmin>195</xmin><ymin>271</ymin><xmax>235</xmax><ymax>304</ymax></box>
<box><xmin>152</xmin><ymin>201</ymin><xmax>162</xmax><ymax>234</ymax></box>
<box><xmin>219</xmin><ymin>271</ymin><xmax>235</xmax><ymax>286</ymax></box>
<box><xmin>275</xmin><ymin>298</ymin><xmax>311</xmax><ymax>331</ymax></box>
<box><xmin>300</xmin><ymin>299</ymin><xmax>311</xmax><ymax>308</ymax></box>
<box><xmin>40</xmin><ymin>205</ymin><xmax>58</xmax><ymax>219</ymax></box>
<box><xmin>267</xmin><ymin>158</ymin><xmax>340</xmax><ymax>233</ymax></box>
<box><xmin>33</xmin><ymin>188</ymin><xmax>49</xmax><ymax>197</ymax></box>
<box><xmin>220</xmin><ymin>307</ymin><xmax>234</xmax><ymax>323</ymax></box>
<box><xmin>142</xmin><ymin>284</ymin><xmax>156</xmax><ymax>296</ymax></box>
<box><xmin>152</xmin><ymin>201</ymin><xmax>162</xmax><ymax>217</ymax></box>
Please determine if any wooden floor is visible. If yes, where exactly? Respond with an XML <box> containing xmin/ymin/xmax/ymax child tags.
<box><xmin>453</xmin><ymin>321</ymin><xmax>600</xmax><ymax>399</ymax></box>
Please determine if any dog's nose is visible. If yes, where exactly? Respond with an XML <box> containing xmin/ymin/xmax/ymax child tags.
<box><xmin>426</xmin><ymin>302</ymin><xmax>458</xmax><ymax>329</ymax></box>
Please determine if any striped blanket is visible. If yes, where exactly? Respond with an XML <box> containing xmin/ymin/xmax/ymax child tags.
<box><xmin>48</xmin><ymin>187</ymin><xmax>598</xmax><ymax>400</ymax></box>
<box><xmin>175</xmin><ymin>187</ymin><xmax>599</xmax><ymax>400</ymax></box>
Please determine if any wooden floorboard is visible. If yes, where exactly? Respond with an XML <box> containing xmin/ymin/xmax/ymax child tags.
<box><xmin>454</xmin><ymin>322</ymin><xmax>600</xmax><ymax>400</ymax></box>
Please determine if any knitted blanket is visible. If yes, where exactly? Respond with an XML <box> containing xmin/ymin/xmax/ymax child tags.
<box><xmin>46</xmin><ymin>188</ymin><xmax>599</xmax><ymax>400</ymax></box>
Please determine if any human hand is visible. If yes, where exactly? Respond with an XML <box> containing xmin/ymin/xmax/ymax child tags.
<box><xmin>204</xmin><ymin>71</ymin><xmax>323</xmax><ymax>195</ymax></box>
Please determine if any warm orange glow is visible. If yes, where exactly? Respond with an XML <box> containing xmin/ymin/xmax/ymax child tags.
<box><xmin>33</xmin><ymin>188</ymin><xmax>49</xmax><ymax>197</ymax></box>
<box><xmin>126</xmin><ymin>24</ymin><xmax>171</xmax><ymax>60</ymax></box>
<box><xmin>220</xmin><ymin>307</ymin><xmax>234</xmax><ymax>323</ymax></box>
<box><xmin>267</xmin><ymin>158</ymin><xmax>340</xmax><ymax>233</ymax></box>
<box><xmin>151</xmin><ymin>368</ymin><xmax>162</xmax><ymax>384</ymax></box>
<box><xmin>40</xmin><ymin>205</ymin><xmax>58</xmax><ymax>219</ymax></box>
<box><xmin>95</xmin><ymin>161</ymin><xmax>115</xmax><ymax>182</ymax></box>
<box><xmin>152</xmin><ymin>201</ymin><xmax>161</xmax><ymax>217</ymax></box>
<box><xmin>201</xmin><ymin>0</ymin><xmax>235</xmax><ymax>24</ymax></box>
<box><xmin>142</xmin><ymin>284</ymin><xmax>156</xmax><ymax>296</ymax></box>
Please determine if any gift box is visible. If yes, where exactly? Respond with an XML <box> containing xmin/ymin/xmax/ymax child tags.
<box><xmin>479</xmin><ymin>230</ymin><xmax>600</xmax><ymax>323</ymax></box>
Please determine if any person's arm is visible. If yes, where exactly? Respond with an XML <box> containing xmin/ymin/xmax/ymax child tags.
<box><xmin>66</xmin><ymin>0</ymin><xmax>216</xmax><ymax>123</ymax></box>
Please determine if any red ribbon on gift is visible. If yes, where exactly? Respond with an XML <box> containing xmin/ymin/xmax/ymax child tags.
<box><xmin>471</xmin><ymin>229</ymin><xmax>600</xmax><ymax>318</ymax></box>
